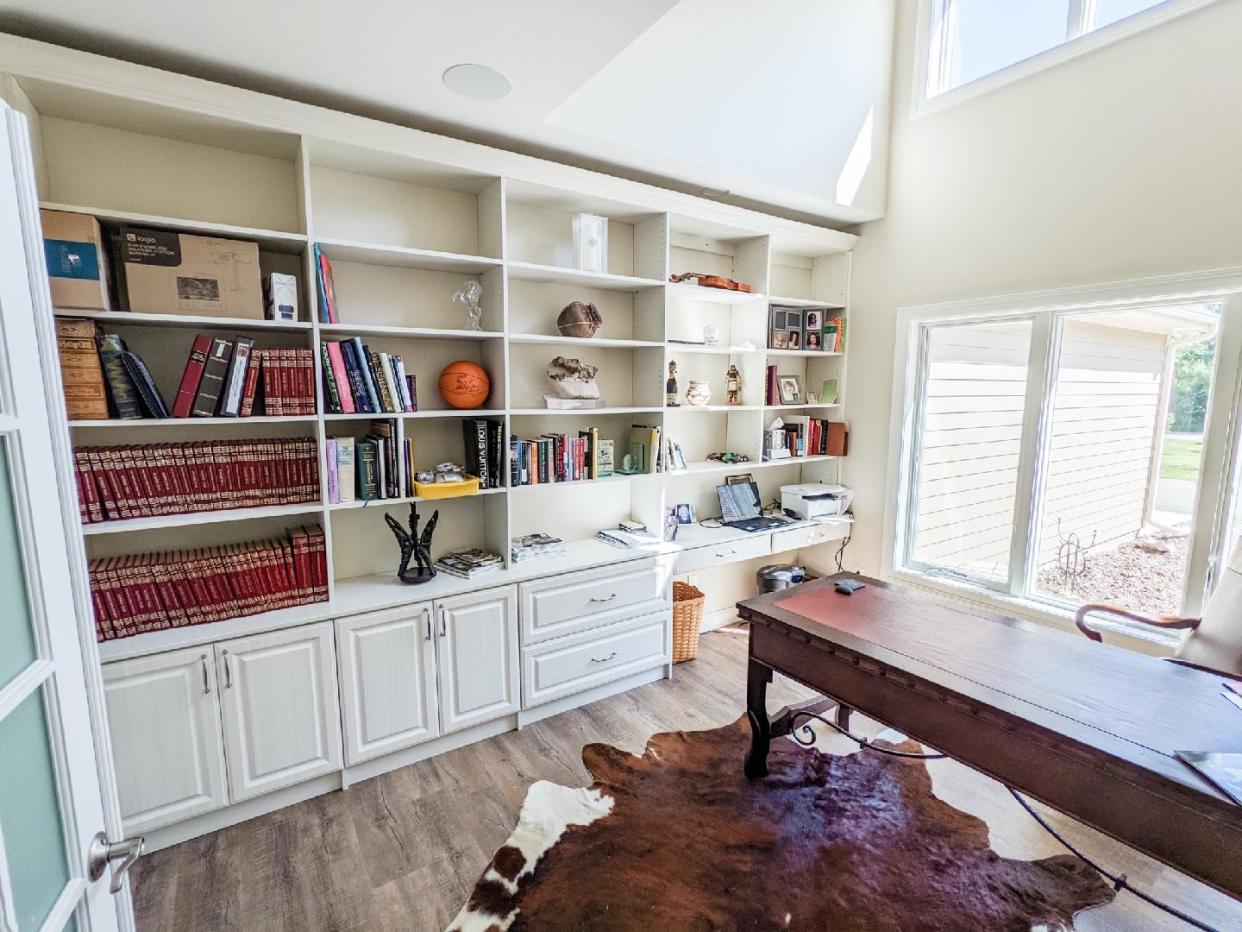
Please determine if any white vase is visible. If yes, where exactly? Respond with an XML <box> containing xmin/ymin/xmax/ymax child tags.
<box><xmin>686</xmin><ymin>380</ymin><xmax>712</xmax><ymax>406</ymax></box>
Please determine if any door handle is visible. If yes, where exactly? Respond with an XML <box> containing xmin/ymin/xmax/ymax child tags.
<box><xmin>589</xmin><ymin>593</ymin><xmax>617</xmax><ymax>603</ymax></box>
<box><xmin>222</xmin><ymin>650</ymin><xmax>232</xmax><ymax>689</ymax></box>
<box><xmin>424</xmin><ymin>608</ymin><xmax>433</xmax><ymax>641</ymax></box>
<box><xmin>439</xmin><ymin>606</ymin><xmax>447</xmax><ymax>637</ymax></box>
<box><xmin>589</xmin><ymin>651</ymin><xmax>619</xmax><ymax>664</ymax></box>
<box><xmin>200</xmin><ymin>653</ymin><xmax>210</xmax><ymax>695</ymax></box>
<box><xmin>87</xmin><ymin>831</ymin><xmax>145</xmax><ymax>894</ymax></box>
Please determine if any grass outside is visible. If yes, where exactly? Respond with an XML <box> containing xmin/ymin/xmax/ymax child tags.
<box><xmin>1161</xmin><ymin>436</ymin><xmax>1203</xmax><ymax>480</ymax></box>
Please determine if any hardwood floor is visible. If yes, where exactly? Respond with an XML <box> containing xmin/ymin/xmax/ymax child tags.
<box><xmin>131</xmin><ymin>627</ymin><xmax>1242</xmax><ymax>931</ymax></box>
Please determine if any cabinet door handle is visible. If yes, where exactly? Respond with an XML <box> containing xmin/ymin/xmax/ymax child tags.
<box><xmin>222</xmin><ymin>650</ymin><xmax>232</xmax><ymax>689</ymax></box>
<box><xmin>589</xmin><ymin>652</ymin><xmax>619</xmax><ymax>664</ymax></box>
<box><xmin>439</xmin><ymin>606</ymin><xmax>447</xmax><ymax>637</ymax></box>
<box><xmin>424</xmin><ymin>608</ymin><xmax>433</xmax><ymax>641</ymax></box>
<box><xmin>714</xmin><ymin>549</ymin><xmax>737</xmax><ymax>558</ymax></box>
<box><xmin>200</xmin><ymin>653</ymin><xmax>210</xmax><ymax>695</ymax></box>
<box><xmin>589</xmin><ymin>593</ymin><xmax>617</xmax><ymax>603</ymax></box>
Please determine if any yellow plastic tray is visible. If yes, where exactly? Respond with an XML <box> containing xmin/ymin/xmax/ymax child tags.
<box><xmin>413</xmin><ymin>476</ymin><xmax>480</xmax><ymax>499</ymax></box>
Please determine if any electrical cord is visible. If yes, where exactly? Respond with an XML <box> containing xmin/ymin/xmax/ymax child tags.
<box><xmin>788</xmin><ymin>710</ymin><xmax>1218</xmax><ymax>931</ymax></box>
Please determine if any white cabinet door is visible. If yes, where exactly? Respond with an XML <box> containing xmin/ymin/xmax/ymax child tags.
<box><xmin>216</xmin><ymin>622</ymin><xmax>342</xmax><ymax>802</ymax></box>
<box><xmin>336</xmin><ymin>603</ymin><xmax>439</xmax><ymax>765</ymax></box>
<box><xmin>102</xmin><ymin>648</ymin><xmax>229</xmax><ymax>835</ymax></box>
<box><xmin>435</xmin><ymin>586</ymin><xmax>519</xmax><ymax>734</ymax></box>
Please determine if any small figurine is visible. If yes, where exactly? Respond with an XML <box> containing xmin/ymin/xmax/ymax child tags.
<box><xmin>725</xmin><ymin>364</ymin><xmax>742</xmax><ymax>406</ymax></box>
<box><xmin>385</xmin><ymin>502</ymin><xmax>440</xmax><ymax>584</ymax></box>
<box><xmin>452</xmin><ymin>279</ymin><xmax>484</xmax><ymax>331</ymax></box>
<box><xmin>666</xmin><ymin>360</ymin><xmax>680</xmax><ymax>407</ymax></box>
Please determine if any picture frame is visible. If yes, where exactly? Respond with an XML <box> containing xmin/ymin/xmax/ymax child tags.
<box><xmin>770</xmin><ymin>308</ymin><xmax>788</xmax><ymax>348</ymax></box>
<box><xmin>778</xmin><ymin>374</ymin><xmax>802</xmax><ymax>404</ymax></box>
<box><xmin>805</xmin><ymin>330</ymin><xmax>823</xmax><ymax>351</ymax></box>
<box><xmin>675</xmin><ymin>502</ymin><xmax>696</xmax><ymax>524</ymax></box>
<box><xmin>804</xmin><ymin>309</ymin><xmax>822</xmax><ymax>334</ymax></box>
<box><xmin>725</xmin><ymin>472</ymin><xmax>754</xmax><ymax>486</ymax></box>
<box><xmin>786</xmin><ymin>308</ymin><xmax>804</xmax><ymax>349</ymax></box>
<box><xmin>819</xmin><ymin>378</ymin><xmax>839</xmax><ymax>404</ymax></box>
<box><xmin>787</xmin><ymin>329</ymin><xmax>801</xmax><ymax>350</ymax></box>
<box><xmin>772</xmin><ymin>330</ymin><xmax>788</xmax><ymax>349</ymax></box>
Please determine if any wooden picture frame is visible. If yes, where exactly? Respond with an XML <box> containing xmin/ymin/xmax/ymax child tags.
<box><xmin>725</xmin><ymin>472</ymin><xmax>755</xmax><ymax>486</ymax></box>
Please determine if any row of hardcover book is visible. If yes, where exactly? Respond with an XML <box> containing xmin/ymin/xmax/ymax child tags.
<box><xmin>510</xmin><ymin>428</ymin><xmax>613</xmax><ymax>485</ymax></box>
<box><xmin>462</xmin><ymin>419</ymin><xmax>505</xmax><ymax>489</ymax></box>
<box><xmin>763</xmin><ymin>417</ymin><xmax>847</xmax><ymax>460</ymax></box>
<box><xmin>53</xmin><ymin>318</ymin><xmax>316</xmax><ymax>421</ymax></box>
<box><xmin>321</xmin><ymin>338</ymin><xmax>416</xmax><ymax>415</ymax></box>
<box><xmin>326</xmin><ymin>422</ymin><xmax>413</xmax><ymax>503</ymax></box>
<box><xmin>172</xmin><ymin>336</ymin><xmax>316</xmax><ymax>417</ymax></box>
<box><xmin>73</xmin><ymin>439</ymin><xmax>320</xmax><ymax>522</ymax></box>
<box><xmin>89</xmin><ymin>526</ymin><xmax>328</xmax><ymax>641</ymax></box>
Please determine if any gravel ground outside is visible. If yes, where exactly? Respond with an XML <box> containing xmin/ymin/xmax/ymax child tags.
<box><xmin>1037</xmin><ymin>533</ymin><xmax>1188</xmax><ymax>617</ymax></box>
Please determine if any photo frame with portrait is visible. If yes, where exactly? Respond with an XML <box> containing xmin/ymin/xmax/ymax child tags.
<box><xmin>777</xmin><ymin>374</ymin><xmax>802</xmax><ymax>404</ymax></box>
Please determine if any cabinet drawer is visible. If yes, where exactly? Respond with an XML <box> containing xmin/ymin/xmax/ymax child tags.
<box><xmin>520</xmin><ymin>560</ymin><xmax>669</xmax><ymax>645</ymax></box>
<box><xmin>522</xmin><ymin>612</ymin><xmax>670</xmax><ymax>708</ymax></box>
<box><xmin>771</xmin><ymin>520</ymin><xmax>850</xmax><ymax>553</ymax></box>
<box><xmin>675</xmin><ymin>532</ymin><xmax>771</xmax><ymax>574</ymax></box>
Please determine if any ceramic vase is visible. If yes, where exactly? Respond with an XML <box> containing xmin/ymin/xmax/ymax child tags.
<box><xmin>685</xmin><ymin>380</ymin><xmax>712</xmax><ymax>407</ymax></box>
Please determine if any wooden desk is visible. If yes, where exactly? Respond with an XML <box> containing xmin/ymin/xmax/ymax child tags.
<box><xmin>736</xmin><ymin>573</ymin><xmax>1242</xmax><ymax>898</ymax></box>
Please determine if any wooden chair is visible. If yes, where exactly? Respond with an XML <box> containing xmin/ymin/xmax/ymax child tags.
<box><xmin>1075</xmin><ymin>540</ymin><xmax>1242</xmax><ymax>678</ymax></box>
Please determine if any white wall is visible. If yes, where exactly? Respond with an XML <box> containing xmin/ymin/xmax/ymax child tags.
<box><xmin>846</xmin><ymin>0</ymin><xmax>1242</xmax><ymax>576</ymax></box>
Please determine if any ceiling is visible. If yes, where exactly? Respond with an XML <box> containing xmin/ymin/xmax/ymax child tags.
<box><xmin>0</xmin><ymin>0</ymin><xmax>895</xmax><ymax>226</ymax></box>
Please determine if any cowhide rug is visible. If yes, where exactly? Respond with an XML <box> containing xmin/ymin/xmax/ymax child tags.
<box><xmin>448</xmin><ymin>717</ymin><xmax>1114</xmax><ymax>931</ymax></box>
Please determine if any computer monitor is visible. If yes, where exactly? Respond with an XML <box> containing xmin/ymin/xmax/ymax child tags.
<box><xmin>717</xmin><ymin>482</ymin><xmax>762</xmax><ymax>523</ymax></box>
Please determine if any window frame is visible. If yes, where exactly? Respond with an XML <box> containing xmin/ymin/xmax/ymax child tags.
<box><xmin>912</xmin><ymin>0</ymin><xmax>1225</xmax><ymax>118</ymax></box>
<box><xmin>885</xmin><ymin>268</ymin><xmax>1242</xmax><ymax>639</ymax></box>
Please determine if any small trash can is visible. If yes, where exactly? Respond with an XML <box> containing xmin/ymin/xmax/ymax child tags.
<box><xmin>756</xmin><ymin>564</ymin><xmax>806</xmax><ymax>594</ymax></box>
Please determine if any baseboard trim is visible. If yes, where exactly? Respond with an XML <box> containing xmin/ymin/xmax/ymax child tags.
<box><xmin>517</xmin><ymin>665</ymin><xmax>667</xmax><ymax>727</ymax></box>
<box><xmin>701</xmin><ymin>607</ymin><xmax>740</xmax><ymax>632</ymax></box>
<box><xmin>342</xmin><ymin>714</ymin><xmax>518</xmax><ymax>787</ymax></box>
<box><xmin>142</xmin><ymin>772</ymin><xmax>342</xmax><ymax>853</ymax></box>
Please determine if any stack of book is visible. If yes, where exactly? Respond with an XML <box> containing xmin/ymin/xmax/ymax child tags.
<box><xmin>73</xmin><ymin>439</ymin><xmax>319</xmax><ymax>522</ymax></box>
<box><xmin>662</xmin><ymin>436</ymin><xmax>689</xmax><ymax>472</ymax></box>
<box><xmin>168</xmin><ymin>336</ymin><xmax>315</xmax><ymax>418</ymax></box>
<box><xmin>320</xmin><ymin>338</ymin><xmax>415</xmax><ymax>414</ymax></box>
<box><xmin>461</xmin><ymin>418</ymin><xmax>504</xmax><ymax>489</ymax></box>
<box><xmin>88</xmin><ymin>526</ymin><xmax>328</xmax><ymax>641</ymax></box>
<box><xmin>55</xmin><ymin>318</ymin><xmax>110</xmax><ymax>420</ymax></box>
<box><xmin>595</xmin><ymin>526</ymin><xmax>660</xmax><ymax>549</ymax></box>
<box><xmin>435</xmin><ymin>547</ymin><xmax>503</xmax><ymax>579</ymax></box>
<box><xmin>511</xmin><ymin>427</ymin><xmax>613</xmax><ymax>485</ymax></box>
<box><xmin>510</xmin><ymin>533</ymin><xmax>565</xmax><ymax>563</ymax></box>
<box><xmin>324</xmin><ymin>437</ymin><xmax>356</xmax><ymax>505</ymax></box>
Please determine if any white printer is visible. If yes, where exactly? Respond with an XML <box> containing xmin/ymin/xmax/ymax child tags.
<box><xmin>781</xmin><ymin>482</ymin><xmax>853</xmax><ymax>519</ymax></box>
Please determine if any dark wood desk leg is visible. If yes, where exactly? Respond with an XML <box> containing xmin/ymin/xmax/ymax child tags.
<box><xmin>744</xmin><ymin>658</ymin><xmax>773</xmax><ymax>779</ymax></box>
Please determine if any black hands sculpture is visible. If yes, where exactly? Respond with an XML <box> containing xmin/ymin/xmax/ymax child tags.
<box><xmin>385</xmin><ymin>503</ymin><xmax>440</xmax><ymax>584</ymax></box>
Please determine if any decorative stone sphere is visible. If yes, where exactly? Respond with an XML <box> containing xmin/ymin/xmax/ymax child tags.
<box><xmin>438</xmin><ymin>360</ymin><xmax>490</xmax><ymax>409</ymax></box>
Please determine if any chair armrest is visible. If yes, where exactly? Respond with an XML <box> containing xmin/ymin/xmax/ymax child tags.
<box><xmin>1074</xmin><ymin>604</ymin><xmax>1200</xmax><ymax>642</ymax></box>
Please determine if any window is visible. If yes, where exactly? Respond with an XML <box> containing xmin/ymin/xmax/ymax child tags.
<box><xmin>892</xmin><ymin>282</ymin><xmax>1242</xmax><ymax>630</ymax></box>
<box><xmin>922</xmin><ymin>0</ymin><xmax>1213</xmax><ymax>104</ymax></box>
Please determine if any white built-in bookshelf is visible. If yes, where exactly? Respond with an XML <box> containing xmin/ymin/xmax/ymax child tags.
<box><xmin>1</xmin><ymin>47</ymin><xmax>856</xmax><ymax>660</ymax></box>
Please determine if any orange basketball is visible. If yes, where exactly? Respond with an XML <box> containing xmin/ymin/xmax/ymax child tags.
<box><xmin>438</xmin><ymin>360</ymin><xmax>490</xmax><ymax>409</ymax></box>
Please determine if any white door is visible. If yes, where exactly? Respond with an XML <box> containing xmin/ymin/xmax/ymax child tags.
<box><xmin>435</xmin><ymin>587</ymin><xmax>519</xmax><ymax>734</ymax></box>
<box><xmin>337</xmin><ymin>603</ymin><xmax>440</xmax><ymax>765</ymax></box>
<box><xmin>216</xmin><ymin>622</ymin><xmax>341</xmax><ymax>802</ymax></box>
<box><xmin>101</xmin><ymin>650</ymin><xmax>228</xmax><ymax>835</ymax></box>
<box><xmin>0</xmin><ymin>107</ymin><xmax>126</xmax><ymax>929</ymax></box>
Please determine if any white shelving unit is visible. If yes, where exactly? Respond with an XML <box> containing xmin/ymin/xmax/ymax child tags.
<box><xmin>0</xmin><ymin>44</ymin><xmax>854</xmax><ymax>657</ymax></box>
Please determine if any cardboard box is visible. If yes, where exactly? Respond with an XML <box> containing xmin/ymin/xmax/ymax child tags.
<box><xmin>41</xmin><ymin>210</ymin><xmax>111</xmax><ymax>310</ymax></box>
<box><xmin>263</xmin><ymin>272</ymin><xmax>298</xmax><ymax>321</ymax></box>
<box><xmin>116</xmin><ymin>226</ymin><xmax>262</xmax><ymax>318</ymax></box>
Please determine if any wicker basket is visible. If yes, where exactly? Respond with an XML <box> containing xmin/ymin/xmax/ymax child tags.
<box><xmin>672</xmin><ymin>580</ymin><xmax>706</xmax><ymax>663</ymax></box>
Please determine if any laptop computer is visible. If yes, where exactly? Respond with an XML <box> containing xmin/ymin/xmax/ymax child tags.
<box><xmin>716</xmin><ymin>482</ymin><xmax>786</xmax><ymax>532</ymax></box>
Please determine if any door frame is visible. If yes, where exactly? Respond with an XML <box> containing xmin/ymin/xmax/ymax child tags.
<box><xmin>0</xmin><ymin>105</ymin><xmax>130</xmax><ymax>930</ymax></box>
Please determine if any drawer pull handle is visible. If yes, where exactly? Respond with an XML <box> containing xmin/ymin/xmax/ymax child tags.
<box><xmin>590</xmin><ymin>652</ymin><xmax>619</xmax><ymax>664</ymax></box>
<box><xmin>714</xmin><ymin>550</ymin><xmax>737</xmax><ymax>558</ymax></box>
<box><xmin>590</xmin><ymin>593</ymin><xmax>618</xmax><ymax>603</ymax></box>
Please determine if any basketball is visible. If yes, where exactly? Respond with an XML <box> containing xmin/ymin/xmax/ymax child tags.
<box><xmin>438</xmin><ymin>360</ymin><xmax>490</xmax><ymax>409</ymax></box>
